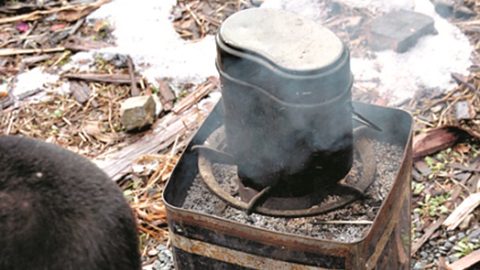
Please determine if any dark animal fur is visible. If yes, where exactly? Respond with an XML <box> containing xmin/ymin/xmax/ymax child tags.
<box><xmin>0</xmin><ymin>136</ymin><xmax>141</xmax><ymax>270</ymax></box>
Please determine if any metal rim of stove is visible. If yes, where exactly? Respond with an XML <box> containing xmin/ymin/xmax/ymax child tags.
<box><xmin>194</xmin><ymin>126</ymin><xmax>377</xmax><ymax>218</ymax></box>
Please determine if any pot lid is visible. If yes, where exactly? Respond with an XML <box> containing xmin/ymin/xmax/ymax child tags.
<box><xmin>219</xmin><ymin>8</ymin><xmax>344</xmax><ymax>72</ymax></box>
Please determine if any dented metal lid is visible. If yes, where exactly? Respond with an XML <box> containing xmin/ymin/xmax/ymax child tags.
<box><xmin>219</xmin><ymin>8</ymin><xmax>344</xmax><ymax>72</ymax></box>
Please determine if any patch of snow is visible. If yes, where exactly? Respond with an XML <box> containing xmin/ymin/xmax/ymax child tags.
<box><xmin>261</xmin><ymin>0</ymin><xmax>473</xmax><ymax>105</ymax></box>
<box><xmin>85</xmin><ymin>0</ymin><xmax>217</xmax><ymax>85</ymax></box>
<box><xmin>62</xmin><ymin>51</ymin><xmax>96</xmax><ymax>73</ymax></box>
<box><xmin>260</xmin><ymin>0</ymin><xmax>330</xmax><ymax>22</ymax></box>
<box><xmin>338</xmin><ymin>0</ymin><xmax>415</xmax><ymax>13</ymax></box>
<box><xmin>13</xmin><ymin>67</ymin><xmax>59</xmax><ymax>98</ymax></box>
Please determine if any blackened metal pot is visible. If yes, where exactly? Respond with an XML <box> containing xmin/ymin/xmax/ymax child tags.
<box><xmin>216</xmin><ymin>8</ymin><xmax>354</xmax><ymax>194</ymax></box>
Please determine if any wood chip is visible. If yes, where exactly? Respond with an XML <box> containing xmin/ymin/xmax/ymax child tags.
<box><xmin>443</xmin><ymin>192</ymin><xmax>480</xmax><ymax>231</ymax></box>
<box><xmin>172</xmin><ymin>76</ymin><xmax>218</xmax><ymax>114</ymax></box>
<box><xmin>449</xmin><ymin>249</ymin><xmax>480</xmax><ymax>270</ymax></box>
<box><xmin>70</xmin><ymin>81</ymin><xmax>94</xmax><ymax>105</ymax></box>
<box><xmin>413</xmin><ymin>125</ymin><xmax>479</xmax><ymax>160</ymax></box>
<box><xmin>156</xmin><ymin>79</ymin><xmax>176</xmax><ymax>111</ymax></box>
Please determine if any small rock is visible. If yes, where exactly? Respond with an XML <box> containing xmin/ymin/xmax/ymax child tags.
<box><xmin>328</xmin><ymin>1</ymin><xmax>343</xmax><ymax>16</ymax></box>
<box><xmin>413</xmin><ymin>261</ymin><xmax>425</xmax><ymax>270</ymax></box>
<box><xmin>112</xmin><ymin>54</ymin><xmax>128</xmax><ymax>68</ymax></box>
<box><xmin>250</xmin><ymin>0</ymin><xmax>264</xmax><ymax>7</ymax></box>
<box><xmin>469</xmin><ymin>228</ymin><xmax>480</xmax><ymax>241</ymax></box>
<box><xmin>448</xmin><ymin>254</ymin><xmax>458</xmax><ymax>263</ymax></box>
<box><xmin>454</xmin><ymin>6</ymin><xmax>476</xmax><ymax>19</ymax></box>
<box><xmin>368</xmin><ymin>10</ymin><xmax>436</xmax><ymax>53</ymax></box>
<box><xmin>420</xmin><ymin>251</ymin><xmax>429</xmax><ymax>259</ymax></box>
<box><xmin>455</xmin><ymin>101</ymin><xmax>474</xmax><ymax>120</ymax></box>
<box><xmin>444</xmin><ymin>241</ymin><xmax>454</xmax><ymax>250</ymax></box>
<box><xmin>147</xmin><ymin>248</ymin><xmax>159</xmax><ymax>257</ymax></box>
<box><xmin>448</xmin><ymin>235</ymin><xmax>457</xmax><ymax>242</ymax></box>
<box><xmin>96</xmin><ymin>52</ymin><xmax>128</xmax><ymax>68</ymax></box>
<box><xmin>432</xmin><ymin>0</ymin><xmax>454</xmax><ymax>18</ymax></box>
<box><xmin>153</xmin><ymin>245</ymin><xmax>174</xmax><ymax>270</ymax></box>
<box><xmin>120</xmin><ymin>95</ymin><xmax>156</xmax><ymax>131</ymax></box>
<box><xmin>458</xmin><ymin>232</ymin><xmax>466</xmax><ymax>239</ymax></box>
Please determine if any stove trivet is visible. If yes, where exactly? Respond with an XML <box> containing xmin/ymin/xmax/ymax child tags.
<box><xmin>193</xmin><ymin>126</ymin><xmax>376</xmax><ymax>217</ymax></box>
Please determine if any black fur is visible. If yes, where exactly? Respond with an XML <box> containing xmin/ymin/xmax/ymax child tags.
<box><xmin>0</xmin><ymin>136</ymin><xmax>141</xmax><ymax>270</ymax></box>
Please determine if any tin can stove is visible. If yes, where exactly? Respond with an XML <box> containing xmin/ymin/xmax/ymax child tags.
<box><xmin>163</xmin><ymin>8</ymin><xmax>413</xmax><ymax>270</ymax></box>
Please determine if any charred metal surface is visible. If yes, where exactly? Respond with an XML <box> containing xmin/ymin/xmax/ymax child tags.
<box><xmin>195</xmin><ymin>126</ymin><xmax>376</xmax><ymax>216</ymax></box>
<box><xmin>163</xmin><ymin>101</ymin><xmax>413</xmax><ymax>269</ymax></box>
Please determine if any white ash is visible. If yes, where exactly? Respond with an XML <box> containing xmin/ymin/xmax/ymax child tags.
<box><xmin>182</xmin><ymin>140</ymin><xmax>403</xmax><ymax>243</ymax></box>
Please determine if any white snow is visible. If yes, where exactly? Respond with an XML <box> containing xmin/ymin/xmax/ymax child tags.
<box><xmin>261</xmin><ymin>0</ymin><xmax>473</xmax><ymax>105</ymax></box>
<box><xmin>87</xmin><ymin>0</ymin><xmax>217</xmax><ymax>85</ymax></box>
<box><xmin>12</xmin><ymin>67</ymin><xmax>59</xmax><ymax>98</ymax></box>
<box><xmin>13</xmin><ymin>0</ymin><xmax>469</xmax><ymax>106</ymax></box>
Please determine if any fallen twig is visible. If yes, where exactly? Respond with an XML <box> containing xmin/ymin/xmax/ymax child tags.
<box><xmin>0</xmin><ymin>0</ymin><xmax>110</xmax><ymax>24</ymax></box>
<box><xmin>451</xmin><ymin>73</ymin><xmax>477</xmax><ymax>92</ymax></box>
<box><xmin>127</xmin><ymin>56</ymin><xmax>140</xmax><ymax>96</ymax></box>
<box><xmin>0</xmin><ymin>47</ymin><xmax>66</xmax><ymax>57</ymax></box>
<box><xmin>63</xmin><ymin>73</ymin><xmax>141</xmax><ymax>84</ymax></box>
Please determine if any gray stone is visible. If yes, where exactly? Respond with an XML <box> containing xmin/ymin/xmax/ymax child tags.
<box><xmin>250</xmin><ymin>0</ymin><xmax>264</xmax><ymax>7</ymax></box>
<box><xmin>448</xmin><ymin>236</ymin><xmax>457</xmax><ymax>242</ymax></box>
<box><xmin>153</xmin><ymin>245</ymin><xmax>174</xmax><ymax>270</ymax></box>
<box><xmin>413</xmin><ymin>261</ymin><xmax>425</xmax><ymax>270</ymax></box>
<box><xmin>368</xmin><ymin>10</ymin><xmax>436</xmax><ymax>53</ymax></box>
<box><xmin>120</xmin><ymin>95</ymin><xmax>156</xmax><ymax>131</ymax></box>
<box><xmin>433</xmin><ymin>0</ymin><xmax>455</xmax><ymax>18</ymax></box>
<box><xmin>112</xmin><ymin>54</ymin><xmax>128</xmax><ymax>68</ymax></box>
<box><xmin>96</xmin><ymin>52</ymin><xmax>128</xmax><ymax>68</ymax></box>
<box><xmin>455</xmin><ymin>6</ymin><xmax>476</xmax><ymax>19</ymax></box>
<box><xmin>444</xmin><ymin>241</ymin><xmax>454</xmax><ymax>250</ymax></box>
<box><xmin>458</xmin><ymin>232</ymin><xmax>466</xmax><ymax>239</ymax></box>
<box><xmin>455</xmin><ymin>101</ymin><xmax>474</xmax><ymax>120</ymax></box>
<box><xmin>448</xmin><ymin>254</ymin><xmax>458</xmax><ymax>263</ymax></box>
<box><xmin>468</xmin><ymin>228</ymin><xmax>480</xmax><ymax>240</ymax></box>
<box><xmin>147</xmin><ymin>248</ymin><xmax>159</xmax><ymax>257</ymax></box>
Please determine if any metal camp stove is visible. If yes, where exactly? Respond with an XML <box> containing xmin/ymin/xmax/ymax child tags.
<box><xmin>163</xmin><ymin>8</ymin><xmax>413</xmax><ymax>269</ymax></box>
